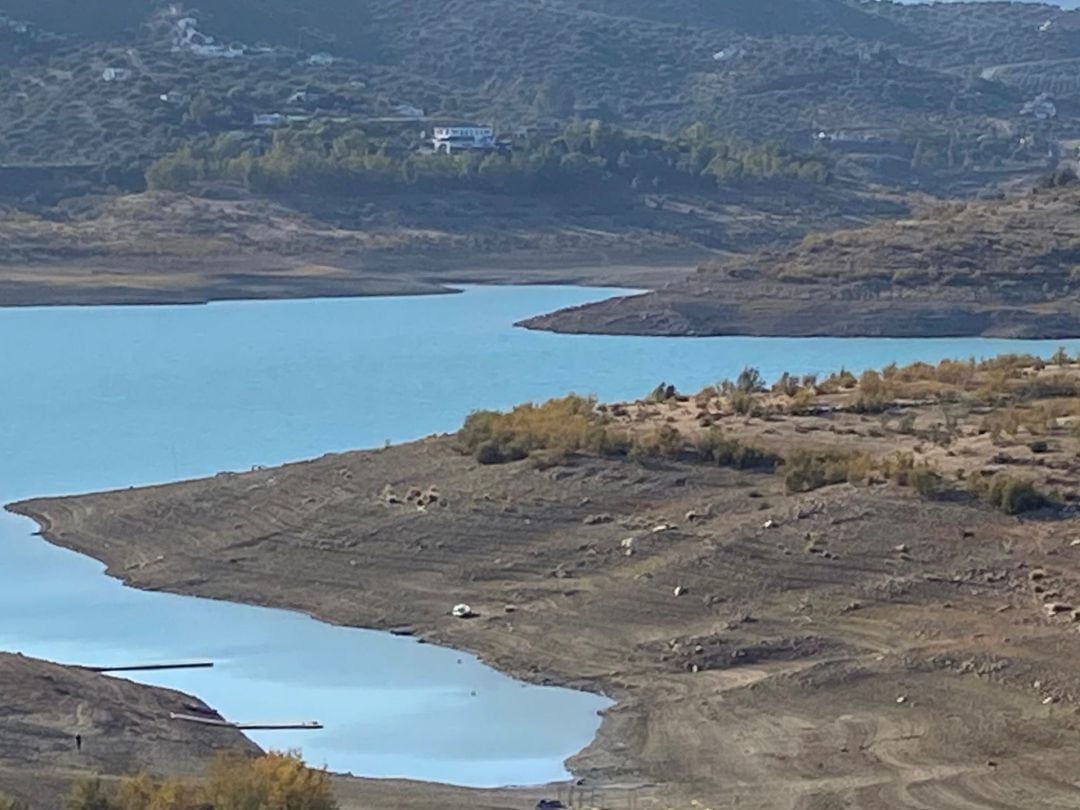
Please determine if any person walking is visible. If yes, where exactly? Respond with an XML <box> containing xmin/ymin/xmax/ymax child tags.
<box><xmin>74</xmin><ymin>733</ymin><xmax>82</xmax><ymax>752</ymax></box>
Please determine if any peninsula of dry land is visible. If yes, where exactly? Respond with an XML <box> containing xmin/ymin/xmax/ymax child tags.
<box><xmin>523</xmin><ymin>184</ymin><xmax>1080</xmax><ymax>339</ymax></box>
<box><xmin>11</xmin><ymin>353</ymin><xmax>1080</xmax><ymax>808</ymax></box>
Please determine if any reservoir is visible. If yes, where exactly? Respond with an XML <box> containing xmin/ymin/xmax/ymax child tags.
<box><xmin>2</xmin><ymin>284</ymin><xmax>1078</xmax><ymax>786</ymax></box>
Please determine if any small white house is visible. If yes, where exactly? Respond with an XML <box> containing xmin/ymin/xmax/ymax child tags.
<box><xmin>431</xmin><ymin>126</ymin><xmax>495</xmax><ymax>154</ymax></box>
<box><xmin>395</xmin><ymin>104</ymin><xmax>426</xmax><ymax>119</ymax></box>
<box><xmin>308</xmin><ymin>52</ymin><xmax>335</xmax><ymax>66</ymax></box>
<box><xmin>1022</xmin><ymin>93</ymin><xmax>1057</xmax><ymax>120</ymax></box>
<box><xmin>253</xmin><ymin>113</ymin><xmax>286</xmax><ymax>127</ymax></box>
<box><xmin>102</xmin><ymin>67</ymin><xmax>131</xmax><ymax>82</ymax></box>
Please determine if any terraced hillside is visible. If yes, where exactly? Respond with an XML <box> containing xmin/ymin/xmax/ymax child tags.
<box><xmin>2</xmin><ymin>0</ymin><xmax>1079</xmax><ymax>194</ymax></box>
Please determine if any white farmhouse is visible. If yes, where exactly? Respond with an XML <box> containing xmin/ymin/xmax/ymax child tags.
<box><xmin>395</xmin><ymin>104</ymin><xmax>426</xmax><ymax>119</ymax></box>
<box><xmin>102</xmin><ymin>67</ymin><xmax>131</xmax><ymax>82</ymax></box>
<box><xmin>1022</xmin><ymin>93</ymin><xmax>1057</xmax><ymax>120</ymax></box>
<box><xmin>431</xmin><ymin>126</ymin><xmax>495</xmax><ymax>154</ymax></box>
<box><xmin>253</xmin><ymin>113</ymin><xmax>286</xmax><ymax>127</ymax></box>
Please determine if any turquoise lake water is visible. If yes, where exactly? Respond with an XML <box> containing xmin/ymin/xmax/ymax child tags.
<box><xmin>2</xmin><ymin>284</ymin><xmax>1080</xmax><ymax>786</ymax></box>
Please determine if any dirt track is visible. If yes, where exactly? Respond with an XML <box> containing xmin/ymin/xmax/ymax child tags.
<box><xmin>12</xmin><ymin>374</ymin><xmax>1080</xmax><ymax>809</ymax></box>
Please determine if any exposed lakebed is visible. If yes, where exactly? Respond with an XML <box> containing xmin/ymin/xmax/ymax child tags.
<box><xmin>2</xmin><ymin>285</ymin><xmax>1079</xmax><ymax>786</ymax></box>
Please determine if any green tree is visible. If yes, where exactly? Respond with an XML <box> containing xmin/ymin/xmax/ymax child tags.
<box><xmin>185</xmin><ymin>93</ymin><xmax>217</xmax><ymax>128</ymax></box>
<box><xmin>532</xmin><ymin>80</ymin><xmax>574</xmax><ymax>118</ymax></box>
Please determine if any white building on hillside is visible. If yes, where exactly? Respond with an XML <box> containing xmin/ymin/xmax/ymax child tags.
<box><xmin>431</xmin><ymin>125</ymin><xmax>495</xmax><ymax>154</ymax></box>
<box><xmin>1022</xmin><ymin>93</ymin><xmax>1057</xmax><ymax>120</ymax></box>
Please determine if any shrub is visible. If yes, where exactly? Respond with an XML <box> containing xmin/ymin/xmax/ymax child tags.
<box><xmin>475</xmin><ymin>440</ymin><xmax>525</xmax><ymax>465</ymax></box>
<box><xmin>65</xmin><ymin>779</ymin><xmax>111</xmax><ymax>810</ymax></box>
<box><xmin>735</xmin><ymin>366</ymin><xmax>766</xmax><ymax>393</ymax></box>
<box><xmin>1011</xmin><ymin>374</ymin><xmax>1079</xmax><ymax>400</ymax></box>
<box><xmin>730</xmin><ymin>390</ymin><xmax>757</xmax><ymax>415</ymax></box>
<box><xmin>630</xmin><ymin>425</ymin><xmax>684</xmax><ymax>459</ymax></box>
<box><xmin>647</xmin><ymin>382</ymin><xmax>677</xmax><ymax>402</ymax></box>
<box><xmin>883</xmin><ymin>452</ymin><xmax>943</xmax><ymax>497</ymax></box>
<box><xmin>853</xmin><ymin>370</ymin><xmax>890</xmax><ymax>412</ymax></box>
<box><xmin>781</xmin><ymin>449</ymin><xmax>865</xmax><ymax>493</ymax></box>
<box><xmin>457</xmin><ymin>395</ymin><xmax>610</xmax><ymax>464</ymax></box>
<box><xmin>1050</xmin><ymin>347</ymin><xmax>1071</xmax><ymax>366</ymax></box>
<box><xmin>0</xmin><ymin>795</ymin><xmax>25</xmax><ymax>810</ymax></box>
<box><xmin>817</xmin><ymin>368</ymin><xmax>858</xmax><ymax>394</ymax></box>
<box><xmin>983</xmin><ymin>475</ymin><xmax>1050</xmax><ymax>515</ymax></box>
<box><xmin>978</xmin><ymin>353</ymin><xmax>1043</xmax><ymax>373</ymax></box>
<box><xmin>695</xmin><ymin>429</ymin><xmax>780</xmax><ymax>471</ymax></box>
<box><xmin>895</xmin><ymin>361</ymin><xmax>936</xmax><ymax>382</ymax></box>
<box><xmin>935</xmin><ymin>358</ymin><xmax>976</xmax><ymax>386</ymax></box>
<box><xmin>787</xmin><ymin>388</ymin><xmax>816</xmax><ymax>415</ymax></box>
<box><xmin>981</xmin><ymin>408</ymin><xmax>1023</xmax><ymax>442</ymax></box>
<box><xmin>773</xmin><ymin>371</ymin><xmax>801</xmax><ymax>397</ymax></box>
<box><xmin>66</xmin><ymin>752</ymin><xmax>337</xmax><ymax>810</ymax></box>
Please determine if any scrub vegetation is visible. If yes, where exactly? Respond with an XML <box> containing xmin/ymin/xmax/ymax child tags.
<box><xmin>456</xmin><ymin>351</ymin><xmax>1073</xmax><ymax>514</ymax></box>
<box><xmin>64</xmin><ymin>752</ymin><xmax>335</xmax><ymax>810</ymax></box>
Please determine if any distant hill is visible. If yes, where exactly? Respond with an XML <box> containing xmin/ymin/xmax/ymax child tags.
<box><xmin>574</xmin><ymin>0</ymin><xmax>909</xmax><ymax>37</ymax></box>
<box><xmin>521</xmin><ymin>179</ymin><xmax>1080</xmax><ymax>338</ymax></box>
<box><xmin>2</xmin><ymin>0</ymin><xmax>1079</xmax><ymax>195</ymax></box>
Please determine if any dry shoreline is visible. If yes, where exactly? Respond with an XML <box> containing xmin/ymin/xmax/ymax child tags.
<box><xmin>14</xmin><ymin>362</ymin><xmax>1080</xmax><ymax>808</ymax></box>
<box><xmin>0</xmin><ymin>249</ymin><xmax>703</xmax><ymax>309</ymax></box>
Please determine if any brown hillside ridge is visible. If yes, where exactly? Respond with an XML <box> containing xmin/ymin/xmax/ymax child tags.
<box><xmin>11</xmin><ymin>354</ymin><xmax>1080</xmax><ymax>808</ymax></box>
<box><xmin>0</xmin><ymin>652</ymin><xmax>258</xmax><ymax>807</ymax></box>
<box><xmin>0</xmin><ymin>183</ymin><xmax>899</xmax><ymax>308</ymax></box>
<box><xmin>522</xmin><ymin>184</ymin><xmax>1080</xmax><ymax>338</ymax></box>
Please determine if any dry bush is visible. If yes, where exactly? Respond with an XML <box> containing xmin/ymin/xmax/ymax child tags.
<box><xmin>882</xmin><ymin>452</ymin><xmax>943</xmax><ymax>497</ymax></box>
<box><xmin>1049</xmin><ymin>346</ymin><xmax>1071</xmax><ymax>366</ymax></box>
<box><xmin>977</xmin><ymin>474</ymin><xmax>1051</xmax><ymax>515</ymax></box>
<box><xmin>976</xmin><ymin>370</ymin><xmax>1011</xmax><ymax>403</ymax></box>
<box><xmin>935</xmin><ymin>358</ymin><xmax>976</xmax><ymax>386</ymax></box>
<box><xmin>894</xmin><ymin>361</ymin><xmax>937</xmax><ymax>383</ymax></box>
<box><xmin>458</xmin><ymin>394</ymin><xmax>616</xmax><ymax>464</ymax></box>
<box><xmin>729</xmin><ymin>390</ymin><xmax>759</xmax><ymax>416</ymax></box>
<box><xmin>772</xmin><ymin>371</ymin><xmax>802</xmax><ymax>397</ymax></box>
<box><xmin>978</xmin><ymin>353</ymin><xmax>1044</xmax><ymax>373</ymax></box>
<box><xmin>695</xmin><ymin>428</ymin><xmax>780</xmax><ymax>471</ymax></box>
<box><xmin>1010</xmin><ymin>374</ymin><xmax>1079</xmax><ymax>401</ymax></box>
<box><xmin>781</xmin><ymin>449</ymin><xmax>868</xmax><ymax>493</ymax></box>
<box><xmin>66</xmin><ymin>752</ymin><xmax>336</xmax><ymax>810</ymax></box>
<box><xmin>816</xmin><ymin>368</ymin><xmax>858</xmax><ymax>394</ymax></box>
<box><xmin>786</xmin><ymin>388</ymin><xmax>816</xmax><ymax>415</ymax></box>
<box><xmin>853</xmin><ymin>369</ymin><xmax>890</xmax><ymax>413</ymax></box>
<box><xmin>630</xmin><ymin>425</ymin><xmax>684</xmax><ymax>460</ymax></box>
